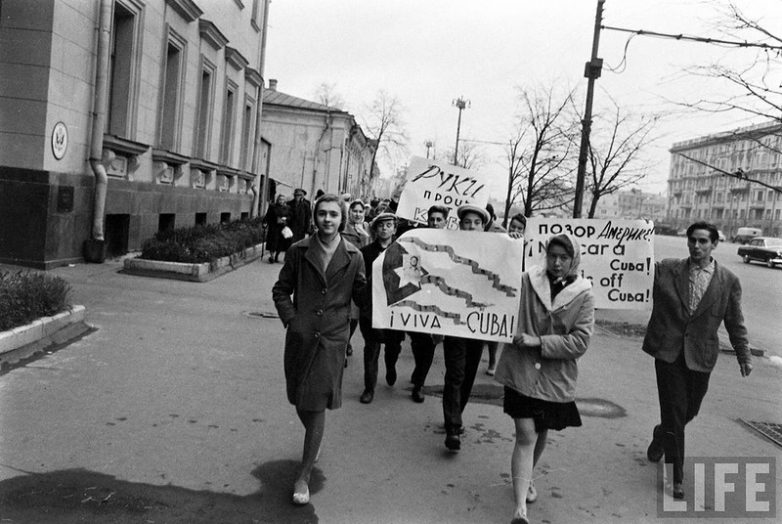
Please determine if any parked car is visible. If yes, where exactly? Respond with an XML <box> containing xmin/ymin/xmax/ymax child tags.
<box><xmin>733</xmin><ymin>227</ymin><xmax>762</xmax><ymax>244</ymax></box>
<box><xmin>737</xmin><ymin>237</ymin><xmax>782</xmax><ymax>268</ymax></box>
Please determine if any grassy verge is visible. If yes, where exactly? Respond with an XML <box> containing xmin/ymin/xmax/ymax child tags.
<box><xmin>140</xmin><ymin>217</ymin><xmax>264</xmax><ymax>264</ymax></box>
<box><xmin>0</xmin><ymin>270</ymin><xmax>71</xmax><ymax>331</ymax></box>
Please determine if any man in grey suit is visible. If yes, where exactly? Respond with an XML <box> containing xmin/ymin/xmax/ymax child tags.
<box><xmin>643</xmin><ymin>221</ymin><xmax>752</xmax><ymax>499</ymax></box>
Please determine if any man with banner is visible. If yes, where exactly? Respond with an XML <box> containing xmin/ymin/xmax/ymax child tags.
<box><xmin>408</xmin><ymin>204</ymin><xmax>449</xmax><ymax>403</ymax></box>
<box><xmin>358</xmin><ymin>213</ymin><xmax>405</xmax><ymax>404</ymax></box>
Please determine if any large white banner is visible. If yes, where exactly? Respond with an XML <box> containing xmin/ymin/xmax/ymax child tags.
<box><xmin>395</xmin><ymin>156</ymin><xmax>490</xmax><ymax>230</ymax></box>
<box><xmin>525</xmin><ymin>218</ymin><xmax>655</xmax><ymax>310</ymax></box>
<box><xmin>372</xmin><ymin>229</ymin><xmax>524</xmax><ymax>342</ymax></box>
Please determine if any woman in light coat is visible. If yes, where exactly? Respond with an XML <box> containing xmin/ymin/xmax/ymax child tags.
<box><xmin>494</xmin><ymin>233</ymin><xmax>594</xmax><ymax>524</ymax></box>
<box><xmin>272</xmin><ymin>194</ymin><xmax>366</xmax><ymax>505</ymax></box>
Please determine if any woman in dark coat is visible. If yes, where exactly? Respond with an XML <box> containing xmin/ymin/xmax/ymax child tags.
<box><xmin>263</xmin><ymin>194</ymin><xmax>292</xmax><ymax>263</ymax></box>
<box><xmin>272</xmin><ymin>193</ymin><xmax>366</xmax><ymax>505</ymax></box>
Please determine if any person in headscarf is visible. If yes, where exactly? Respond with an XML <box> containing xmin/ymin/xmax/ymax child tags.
<box><xmin>494</xmin><ymin>233</ymin><xmax>595</xmax><ymax>524</ymax></box>
<box><xmin>341</xmin><ymin>199</ymin><xmax>371</xmax><ymax>357</ymax></box>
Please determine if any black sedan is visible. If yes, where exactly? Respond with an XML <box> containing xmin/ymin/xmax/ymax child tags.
<box><xmin>737</xmin><ymin>237</ymin><xmax>782</xmax><ymax>268</ymax></box>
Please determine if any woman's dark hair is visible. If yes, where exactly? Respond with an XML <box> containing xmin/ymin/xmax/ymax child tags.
<box><xmin>510</xmin><ymin>213</ymin><xmax>527</xmax><ymax>228</ymax></box>
<box><xmin>686</xmin><ymin>221</ymin><xmax>719</xmax><ymax>242</ymax></box>
<box><xmin>314</xmin><ymin>193</ymin><xmax>346</xmax><ymax>231</ymax></box>
<box><xmin>546</xmin><ymin>234</ymin><xmax>575</xmax><ymax>258</ymax></box>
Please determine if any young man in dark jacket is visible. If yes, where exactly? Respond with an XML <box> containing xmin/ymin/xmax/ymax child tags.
<box><xmin>358</xmin><ymin>213</ymin><xmax>405</xmax><ymax>404</ymax></box>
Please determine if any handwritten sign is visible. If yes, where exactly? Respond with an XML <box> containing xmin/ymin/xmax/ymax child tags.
<box><xmin>525</xmin><ymin>218</ymin><xmax>654</xmax><ymax>310</ymax></box>
<box><xmin>396</xmin><ymin>156</ymin><xmax>490</xmax><ymax>230</ymax></box>
<box><xmin>372</xmin><ymin>229</ymin><xmax>524</xmax><ymax>342</ymax></box>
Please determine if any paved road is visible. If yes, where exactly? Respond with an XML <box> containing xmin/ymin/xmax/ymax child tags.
<box><xmin>0</xmin><ymin>256</ymin><xmax>779</xmax><ymax>523</ymax></box>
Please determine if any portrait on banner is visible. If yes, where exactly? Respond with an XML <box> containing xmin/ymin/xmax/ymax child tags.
<box><xmin>372</xmin><ymin>229</ymin><xmax>524</xmax><ymax>342</ymax></box>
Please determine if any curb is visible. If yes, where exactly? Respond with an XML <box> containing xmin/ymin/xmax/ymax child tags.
<box><xmin>122</xmin><ymin>243</ymin><xmax>265</xmax><ymax>282</ymax></box>
<box><xmin>0</xmin><ymin>305</ymin><xmax>91</xmax><ymax>371</ymax></box>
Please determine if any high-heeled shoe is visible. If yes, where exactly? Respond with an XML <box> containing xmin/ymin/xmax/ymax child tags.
<box><xmin>292</xmin><ymin>480</ymin><xmax>310</xmax><ymax>505</ymax></box>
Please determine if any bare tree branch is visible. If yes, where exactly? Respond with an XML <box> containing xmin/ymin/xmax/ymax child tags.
<box><xmin>584</xmin><ymin>96</ymin><xmax>660</xmax><ymax>217</ymax></box>
<box><xmin>361</xmin><ymin>90</ymin><xmax>409</xmax><ymax>185</ymax></box>
<box><xmin>502</xmin><ymin>85</ymin><xmax>579</xmax><ymax>224</ymax></box>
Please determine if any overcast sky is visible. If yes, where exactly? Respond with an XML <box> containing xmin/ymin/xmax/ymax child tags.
<box><xmin>263</xmin><ymin>0</ymin><xmax>781</xmax><ymax>199</ymax></box>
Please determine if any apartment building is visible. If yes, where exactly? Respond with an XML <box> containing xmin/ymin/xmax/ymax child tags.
<box><xmin>668</xmin><ymin>121</ymin><xmax>782</xmax><ymax>238</ymax></box>
<box><xmin>0</xmin><ymin>0</ymin><xmax>269</xmax><ymax>268</ymax></box>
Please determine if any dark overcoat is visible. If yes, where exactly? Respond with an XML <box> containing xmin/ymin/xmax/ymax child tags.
<box><xmin>262</xmin><ymin>203</ymin><xmax>291</xmax><ymax>253</ymax></box>
<box><xmin>642</xmin><ymin>258</ymin><xmax>750</xmax><ymax>372</ymax></box>
<box><xmin>272</xmin><ymin>236</ymin><xmax>366</xmax><ymax>410</ymax></box>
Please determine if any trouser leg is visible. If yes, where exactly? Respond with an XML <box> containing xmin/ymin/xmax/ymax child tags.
<box><xmin>655</xmin><ymin>354</ymin><xmax>690</xmax><ymax>484</ymax></box>
<box><xmin>410</xmin><ymin>332</ymin><xmax>435</xmax><ymax>387</ymax></box>
<box><xmin>359</xmin><ymin>317</ymin><xmax>380</xmax><ymax>392</ymax></box>
<box><xmin>460</xmin><ymin>339</ymin><xmax>484</xmax><ymax>412</ymax></box>
<box><xmin>384</xmin><ymin>330</ymin><xmax>404</xmax><ymax>371</ymax></box>
<box><xmin>442</xmin><ymin>336</ymin><xmax>466</xmax><ymax>433</ymax></box>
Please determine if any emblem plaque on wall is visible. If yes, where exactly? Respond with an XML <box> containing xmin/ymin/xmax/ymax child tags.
<box><xmin>52</xmin><ymin>121</ymin><xmax>68</xmax><ymax>160</ymax></box>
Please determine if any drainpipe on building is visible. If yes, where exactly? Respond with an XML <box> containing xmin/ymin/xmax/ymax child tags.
<box><xmin>251</xmin><ymin>0</ymin><xmax>271</xmax><ymax>219</ymax></box>
<box><xmin>84</xmin><ymin>0</ymin><xmax>112</xmax><ymax>262</ymax></box>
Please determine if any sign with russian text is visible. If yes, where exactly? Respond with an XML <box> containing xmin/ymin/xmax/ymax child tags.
<box><xmin>372</xmin><ymin>229</ymin><xmax>524</xmax><ymax>342</ymax></box>
<box><xmin>396</xmin><ymin>156</ymin><xmax>490</xmax><ymax>230</ymax></box>
<box><xmin>525</xmin><ymin>218</ymin><xmax>654</xmax><ymax>310</ymax></box>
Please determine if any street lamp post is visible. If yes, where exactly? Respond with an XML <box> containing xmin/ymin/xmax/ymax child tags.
<box><xmin>452</xmin><ymin>97</ymin><xmax>470</xmax><ymax>166</ymax></box>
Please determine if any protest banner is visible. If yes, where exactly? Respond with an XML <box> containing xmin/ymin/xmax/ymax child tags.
<box><xmin>525</xmin><ymin>218</ymin><xmax>655</xmax><ymax>310</ymax></box>
<box><xmin>395</xmin><ymin>156</ymin><xmax>490</xmax><ymax>229</ymax></box>
<box><xmin>372</xmin><ymin>229</ymin><xmax>524</xmax><ymax>342</ymax></box>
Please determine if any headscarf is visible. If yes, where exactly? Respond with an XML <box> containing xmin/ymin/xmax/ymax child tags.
<box><xmin>545</xmin><ymin>234</ymin><xmax>582</xmax><ymax>295</ymax></box>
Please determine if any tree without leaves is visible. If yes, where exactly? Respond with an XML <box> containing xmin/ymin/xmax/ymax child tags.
<box><xmin>674</xmin><ymin>1</ymin><xmax>782</xmax><ymax>191</ymax></box>
<box><xmin>585</xmin><ymin>97</ymin><xmax>660</xmax><ymax>217</ymax></box>
<box><xmin>313</xmin><ymin>82</ymin><xmax>345</xmax><ymax>110</ymax></box>
<box><xmin>362</xmin><ymin>90</ymin><xmax>408</xmax><ymax>183</ymax></box>
<box><xmin>443</xmin><ymin>140</ymin><xmax>485</xmax><ymax>170</ymax></box>
<box><xmin>502</xmin><ymin>86</ymin><xmax>579</xmax><ymax>225</ymax></box>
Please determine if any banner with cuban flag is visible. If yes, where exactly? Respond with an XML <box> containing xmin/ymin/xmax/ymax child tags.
<box><xmin>372</xmin><ymin>229</ymin><xmax>524</xmax><ymax>342</ymax></box>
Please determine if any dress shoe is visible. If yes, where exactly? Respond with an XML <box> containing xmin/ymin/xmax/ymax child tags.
<box><xmin>445</xmin><ymin>432</ymin><xmax>461</xmax><ymax>451</ymax></box>
<box><xmin>386</xmin><ymin>365</ymin><xmax>397</xmax><ymax>386</ymax></box>
<box><xmin>359</xmin><ymin>390</ymin><xmax>374</xmax><ymax>404</ymax></box>
<box><xmin>411</xmin><ymin>386</ymin><xmax>425</xmax><ymax>403</ymax></box>
<box><xmin>673</xmin><ymin>482</ymin><xmax>684</xmax><ymax>499</ymax></box>
<box><xmin>647</xmin><ymin>424</ymin><xmax>664</xmax><ymax>463</ymax></box>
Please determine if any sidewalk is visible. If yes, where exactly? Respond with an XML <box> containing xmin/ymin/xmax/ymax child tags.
<box><xmin>0</xmin><ymin>257</ymin><xmax>779</xmax><ymax>523</ymax></box>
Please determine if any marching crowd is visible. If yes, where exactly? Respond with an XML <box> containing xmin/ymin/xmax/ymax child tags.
<box><xmin>267</xmin><ymin>190</ymin><xmax>752</xmax><ymax>524</ymax></box>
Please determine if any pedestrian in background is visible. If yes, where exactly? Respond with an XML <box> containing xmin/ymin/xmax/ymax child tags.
<box><xmin>262</xmin><ymin>193</ymin><xmax>291</xmax><ymax>263</ymax></box>
<box><xmin>494</xmin><ymin>233</ymin><xmax>594</xmax><ymax>524</ymax></box>
<box><xmin>441</xmin><ymin>203</ymin><xmax>493</xmax><ymax>452</ymax></box>
<box><xmin>288</xmin><ymin>188</ymin><xmax>312</xmax><ymax>242</ymax></box>
<box><xmin>272</xmin><ymin>193</ymin><xmax>366</xmax><ymax>506</ymax></box>
<box><xmin>341</xmin><ymin>199</ymin><xmax>371</xmax><ymax>357</ymax></box>
<box><xmin>407</xmin><ymin>204</ymin><xmax>449</xmax><ymax>403</ymax></box>
<box><xmin>358</xmin><ymin>212</ymin><xmax>405</xmax><ymax>404</ymax></box>
<box><xmin>643</xmin><ymin>221</ymin><xmax>751</xmax><ymax>500</ymax></box>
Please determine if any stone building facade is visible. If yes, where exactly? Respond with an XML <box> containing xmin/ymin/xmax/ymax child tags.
<box><xmin>591</xmin><ymin>189</ymin><xmax>667</xmax><ymax>222</ymax></box>
<box><xmin>0</xmin><ymin>0</ymin><xmax>269</xmax><ymax>268</ymax></box>
<box><xmin>668</xmin><ymin>121</ymin><xmax>782</xmax><ymax>238</ymax></box>
<box><xmin>259</xmin><ymin>80</ymin><xmax>375</xmax><ymax>202</ymax></box>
